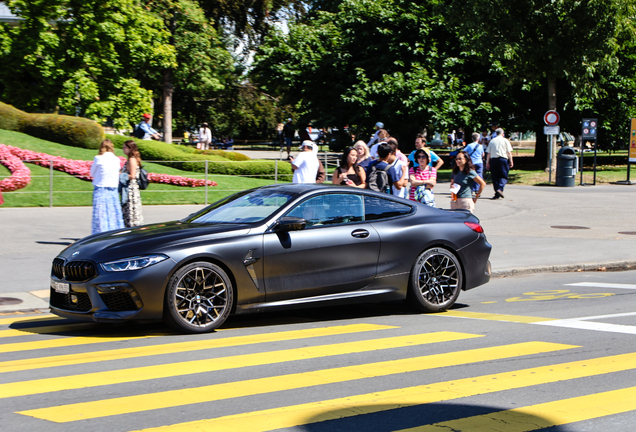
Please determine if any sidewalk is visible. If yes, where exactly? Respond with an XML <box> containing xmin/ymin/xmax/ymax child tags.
<box><xmin>1</xmin><ymin>183</ymin><xmax>635</xmax><ymax>313</ymax></box>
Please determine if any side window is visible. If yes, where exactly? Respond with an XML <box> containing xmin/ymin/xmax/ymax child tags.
<box><xmin>363</xmin><ymin>196</ymin><xmax>412</xmax><ymax>221</ymax></box>
<box><xmin>287</xmin><ymin>194</ymin><xmax>364</xmax><ymax>228</ymax></box>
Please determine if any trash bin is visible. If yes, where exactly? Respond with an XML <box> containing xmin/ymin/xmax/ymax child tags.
<box><xmin>556</xmin><ymin>147</ymin><xmax>577</xmax><ymax>187</ymax></box>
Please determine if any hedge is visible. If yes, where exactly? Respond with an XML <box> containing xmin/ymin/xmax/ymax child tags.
<box><xmin>0</xmin><ymin>102</ymin><xmax>104</xmax><ymax>149</ymax></box>
<box><xmin>105</xmin><ymin>134</ymin><xmax>292</xmax><ymax>179</ymax></box>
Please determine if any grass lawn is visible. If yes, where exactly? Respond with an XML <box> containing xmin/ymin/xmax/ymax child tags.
<box><xmin>0</xmin><ymin>130</ymin><xmax>285</xmax><ymax>207</ymax></box>
<box><xmin>2</xmin><ymin>129</ymin><xmax>634</xmax><ymax>207</ymax></box>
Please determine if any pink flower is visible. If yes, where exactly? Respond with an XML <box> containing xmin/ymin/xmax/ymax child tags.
<box><xmin>0</xmin><ymin>145</ymin><xmax>31</xmax><ymax>192</ymax></box>
<box><xmin>2</xmin><ymin>145</ymin><xmax>216</xmax><ymax>188</ymax></box>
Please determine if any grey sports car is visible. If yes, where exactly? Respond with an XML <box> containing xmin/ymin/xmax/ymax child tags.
<box><xmin>50</xmin><ymin>184</ymin><xmax>491</xmax><ymax>333</ymax></box>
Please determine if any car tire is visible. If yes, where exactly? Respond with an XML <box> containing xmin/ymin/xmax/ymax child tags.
<box><xmin>164</xmin><ymin>262</ymin><xmax>233</xmax><ymax>333</ymax></box>
<box><xmin>408</xmin><ymin>247</ymin><xmax>463</xmax><ymax>312</ymax></box>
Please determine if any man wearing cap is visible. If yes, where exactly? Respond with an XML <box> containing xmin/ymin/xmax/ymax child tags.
<box><xmin>367</xmin><ymin>122</ymin><xmax>385</xmax><ymax>147</ymax></box>
<box><xmin>290</xmin><ymin>141</ymin><xmax>320</xmax><ymax>183</ymax></box>
<box><xmin>136</xmin><ymin>114</ymin><xmax>161</xmax><ymax>140</ymax></box>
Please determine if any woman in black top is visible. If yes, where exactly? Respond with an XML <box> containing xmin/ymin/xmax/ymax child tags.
<box><xmin>332</xmin><ymin>147</ymin><xmax>367</xmax><ymax>188</ymax></box>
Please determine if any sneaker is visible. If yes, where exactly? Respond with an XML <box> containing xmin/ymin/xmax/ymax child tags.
<box><xmin>497</xmin><ymin>189</ymin><xmax>505</xmax><ymax>198</ymax></box>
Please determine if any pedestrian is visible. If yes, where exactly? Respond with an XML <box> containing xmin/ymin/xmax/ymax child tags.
<box><xmin>464</xmin><ymin>132</ymin><xmax>486</xmax><ymax>196</ymax></box>
<box><xmin>332</xmin><ymin>147</ymin><xmax>366</xmax><ymax>188</ymax></box>
<box><xmin>282</xmin><ymin>118</ymin><xmax>295</xmax><ymax>159</ymax></box>
<box><xmin>276</xmin><ymin>122</ymin><xmax>285</xmax><ymax>150</ymax></box>
<box><xmin>369</xmin><ymin>129</ymin><xmax>389</xmax><ymax>160</ymax></box>
<box><xmin>135</xmin><ymin>113</ymin><xmax>161</xmax><ymax>140</ymax></box>
<box><xmin>367</xmin><ymin>121</ymin><xmax>384</xmax><ymax>147</ymax></box>
<box><xmin>450</xmin><ymin>150</ymin><xmax>486</xmax><ymax>213</ymax></box>
<box><xmin>485</xmin><ymin>128</ymin><xmax>514</xmax><ymax>199</ymax></box>
<box><xmin>408</xmin><ymin>135</ymin><xmax>444</xmax><ymax>170</ymax></box>
<box><xmin>455</xmin><ymin>128</ymin><xmax>465</xmax><ymax>146</ymax></box>
<box><xmin>120</xmin><ymin>140</ymin><xmax>144</xmax><ymax>227</ymax></box>
<box><xmin>409</xmin><ymin>149</ymin><xmax>437</xmax><ymax>206</ymax></box>
<box><xmin>353</xmin><ymin>141</ymin><xmax>372</xmax><ymax>168</ymax></box>
<box><xmin>386</xmin><ymin>138</ymin><xmax>409</xmax><ymax>198</ymax></box>
<box><xmin>90</xmin><ymin>139</ymin><xmax>124</xmax><ymax>234</ymax></box>
<box><xmin>198</xmin><ymin>123</ymin><xmax>212</xmax><ymax>150</ymax></box>
<box><xmin>365</xmin><ymin>143</ymin><xmax>401</xmax><ymax>193</ymax></box>
<box><xmin>290</xmin><ymin>141</ymin><xmax>320</xmax><ymax>183</ymax></box>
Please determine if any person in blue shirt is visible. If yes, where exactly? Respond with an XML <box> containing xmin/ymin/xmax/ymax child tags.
<box><xmin>464</xmin><ymin>132</ymin><xmax>486</xmax><ymax>194</ymax></box>
<box><xmin>137</xmin><ymin>114</ymin><xmax>160</xmax><ymax>140</ymax></box>
<box><xmin>408</xmin><ymin>136</ymin><xmax>444</xmax><ymax>170</ymax></box>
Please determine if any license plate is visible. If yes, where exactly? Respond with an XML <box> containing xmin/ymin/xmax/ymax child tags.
<box><xmin>53</xmin><ymin>282</ymin><xmax>70</xmax><ymax>294</ymax></box>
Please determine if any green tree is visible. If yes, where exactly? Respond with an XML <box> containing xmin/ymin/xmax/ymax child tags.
<box><xmin>251</xmin><ymin>0</ymin><xmax>494</xmax><ymax>145</ymax></box>
<box><xmin>446</xmin><ymin>0</ymin><xmax>629</xmax><ymax>164</ymax></box>
<box><xmin>0</xmin><ymin>0</ymin><xmax>175</xmax><ymax>130</ymax></box>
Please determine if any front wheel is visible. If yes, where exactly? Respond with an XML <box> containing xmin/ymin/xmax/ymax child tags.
<box><xmin>164</xmin><ymin>262</ymin><xmax>233</xmax><ymax>333</ymax></box>
<box><xmin>408</xmin><ymin>247</ymin><xmax>462</xmax><ymax>312</ymax></box>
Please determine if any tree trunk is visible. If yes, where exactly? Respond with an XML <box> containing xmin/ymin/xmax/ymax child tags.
<box><xmin>163</xmin><ymin>69</ymin><xmax>173</xmax><ymax>144</ymax></box>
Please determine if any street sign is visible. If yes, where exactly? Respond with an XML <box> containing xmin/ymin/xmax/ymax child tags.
<box><xmin>582</xmin><ymin>118</ymin><xmax>598</xmax><ymax>139</ymax></box>
<box><xmin>544</xmin><ymin>126</ymin><xmax>560</xmax><ymax>135</ymax></box>
<box><xmin>544</xmin><ymin>110</ymin><xmax>560</xmax><ymax>125</ymax></box>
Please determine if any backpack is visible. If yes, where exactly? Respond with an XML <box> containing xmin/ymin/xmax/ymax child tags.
<box><xmin>138</xmin><ymin>166</ymin><xmax>149</xmax><ymax>190</ymax></box>
<box><xmin>133</xmin><ymin>123</ymin><xmax>145</xmax><ymax>139</ymax></box>
<box><xmin>366</xmin><ymin>163</ymin><xmax>392</xmax><ymax>193</ymax></box>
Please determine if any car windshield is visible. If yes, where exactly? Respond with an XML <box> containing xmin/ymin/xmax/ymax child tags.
<box><xmin>187</xmin><ymin>190</ymin><xmax>294</xmax><ymax>224</ymax></box>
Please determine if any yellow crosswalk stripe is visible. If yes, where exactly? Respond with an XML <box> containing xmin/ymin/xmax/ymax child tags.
<box><xmin>0</xmin><ymin>323</ymin><xmax>395</xmax><ymax>373</ymax></box>
<box><xmin>399</xmin><ymin>386</ymin><xmax>636</xmax><ymax>431</ymax></box>
<box><xmin>438</xmin><ymin>310</ymin><xmax>557</xmax><ymax>323</ymax></box>
<box><xmin>127</xmin><ymin>351</ymin><xmax>636</xmax><ymax>432</ymax></box>
<box><xmin>0</xmin><ymin>323</ymin><xmax>109</xmax><ymax>338</ymax></box>
<box><xmin>0</xmin><ymin>335</ymin><xmax>158</xmax><ymax>355</ymax></box>
<box><xmin>0</xmin><ymin>331</ymin><xmax>478</xmax><ymax>399</ymax></box>
<box><xmin>0</xmin><ymin>314</ymin><xmax>57</xmax><ymax>326</ymax></box>
<box><xmin>19</xmin><ymin>341</ymin><xmax>576</xmax><ymax>422</ymax></box>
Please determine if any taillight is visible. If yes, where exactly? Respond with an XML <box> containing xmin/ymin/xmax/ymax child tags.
<box><xmin>464</xmin><ymin>222</ymin><xmax>484</xmax><ymax>233</ymax></box>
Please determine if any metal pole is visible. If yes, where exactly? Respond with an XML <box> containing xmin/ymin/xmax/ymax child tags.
<box><xmin>593</xmin><ymin>140</ymin><xmax>597</xmax><ymax>186</ymax></box>
<box><xmin>548</xmin><ymin>135</ymin><xmax>553</xmax><ymax>183</ymax></box>
<box><xmin>205</xmin><ymin>160</ymin><xmax>208</xmax><ymax>205</ymax></box>
<box><xmin>274</xmin><ymin>160</ymin><xmax>278</xmax><ymax>184</ymax></box>
<box><xmin>49</xmin><ymin>159</ymin><xmax>53</xmax><ymax>208</ymax></box>
<box><xmin>580</xmin><ymin>139</ymin><xmax>584</xmax><ymax>185</ymax></box>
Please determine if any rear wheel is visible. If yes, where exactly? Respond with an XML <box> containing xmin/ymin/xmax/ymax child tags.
<box><xmin>164</xmin><ymin>262</ymin><xmax>233</xmax><ymax>333</ymax></box>
<box><xmin>408</xmin><ymin>248</ymin><xmax>462</xmax><ymax>312</ymax></box>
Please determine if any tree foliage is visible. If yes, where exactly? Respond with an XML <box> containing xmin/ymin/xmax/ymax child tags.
<box><xmin>252</xmin><ymin>0</ymin><xmax>496</xmax><ymax>142</ymax></box>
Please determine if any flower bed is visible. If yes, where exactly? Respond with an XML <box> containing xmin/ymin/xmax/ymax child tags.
<box><xmin>0</xmin><ymin>145</ymin><xmax>31</xmax><ymax>192</ymax></box>
<box><xmin>0</xmin><ymin>144</ymin><xmax>216</xmax><ymax>191</ymax></box>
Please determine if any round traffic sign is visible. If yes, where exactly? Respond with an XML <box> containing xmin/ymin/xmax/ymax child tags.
<box><xmin>544</xmin><ymin>110</ymin><xmax>560</xmax><ymax>125</ymax></box>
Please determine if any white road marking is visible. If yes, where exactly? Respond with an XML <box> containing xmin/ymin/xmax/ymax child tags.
<box><xmin>534</xmin><ymin>311</ymin><xmax>636</xmax><ymax>335</ymax></box>
<box><xmin>565</xmin><ymin>282</ymin><xmax>636</xmax><ymax>290</ymax></box>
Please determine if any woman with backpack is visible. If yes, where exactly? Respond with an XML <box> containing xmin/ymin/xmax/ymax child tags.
<box><xmin>120</xmin><ymin>140</ymin><xmax>144</xmax><ymax>227</ymax></box>
<box><xmin>409</xmin><ymin>149</ymin><xmax>437</xmax><ymax>207</ymax></box>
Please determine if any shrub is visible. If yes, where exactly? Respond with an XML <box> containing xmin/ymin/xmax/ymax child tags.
<box><xmin>0</xmin><ymin>102</ymin><xmax>104</xmax><ymax>149</ymax></box>
<box><xmin>196</xmin><ymin>149</ymin><xmax>251</xmax><ymax>161</ymax></box>
<box><xmin>105</xmin><ymin>134</ymin><xmax>292</xmax><ymax>179</ymax></box>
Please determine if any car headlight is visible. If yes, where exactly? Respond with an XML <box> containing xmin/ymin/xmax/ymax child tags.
<box><xmin>101</xmin><ymin>254</ymin><xmax>168</xmax><ymax>272</ymax></box>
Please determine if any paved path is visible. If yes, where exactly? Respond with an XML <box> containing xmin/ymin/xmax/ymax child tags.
<box><xmin>1</xmin><ymin>183</ymin><xmax>635</xmax><ymax>312</ymax></box>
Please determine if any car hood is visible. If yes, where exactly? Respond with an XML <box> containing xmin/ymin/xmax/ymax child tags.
<box><xmin>57</xmin><ymin>222</ymin><xmax>252</xmax><ymax>262</ymax></box>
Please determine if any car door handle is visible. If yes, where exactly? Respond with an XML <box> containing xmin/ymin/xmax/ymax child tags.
<box><xmin>351</xmin><ymin>229</ymin><xmax>369</xmax><ymax>239</ymax></box>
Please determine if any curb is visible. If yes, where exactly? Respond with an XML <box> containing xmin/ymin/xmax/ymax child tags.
<box><xmin>492</xmin><ymin>260</ymin><xmax>636</xmax><ymax>278</ymax></box>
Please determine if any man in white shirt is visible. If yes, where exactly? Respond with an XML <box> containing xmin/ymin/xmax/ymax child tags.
<box><xmin>369</xmin><ymin>128</ymin><xmax>389</xmax><ymax>159</ymax></box>
<box><xmin>290</xmin><ymin>141</ymin><xmax>320</xmax><ymax>183</ymax></box>
<box><xmin>486</xmin><ymin>128</ymin><xmax>514</xmax><ymax>199</ymax></box>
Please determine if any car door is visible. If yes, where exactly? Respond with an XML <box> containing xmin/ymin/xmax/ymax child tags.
<box><xmin>262</xmin><ymin>192</ymin><xmax>380</xmax><ymax>302</ymax></box>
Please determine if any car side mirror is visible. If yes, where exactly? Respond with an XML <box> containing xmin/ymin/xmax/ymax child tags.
<box><xmin>273</xmin><ymin>216</ymin><xmax>307</xmax><ymax>232</ymax></box>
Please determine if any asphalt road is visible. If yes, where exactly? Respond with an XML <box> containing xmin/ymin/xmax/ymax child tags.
<box><xmin>2</xmin><ymin>270</ymin><xmax>636</xmax><ymax>431</ymax></box>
